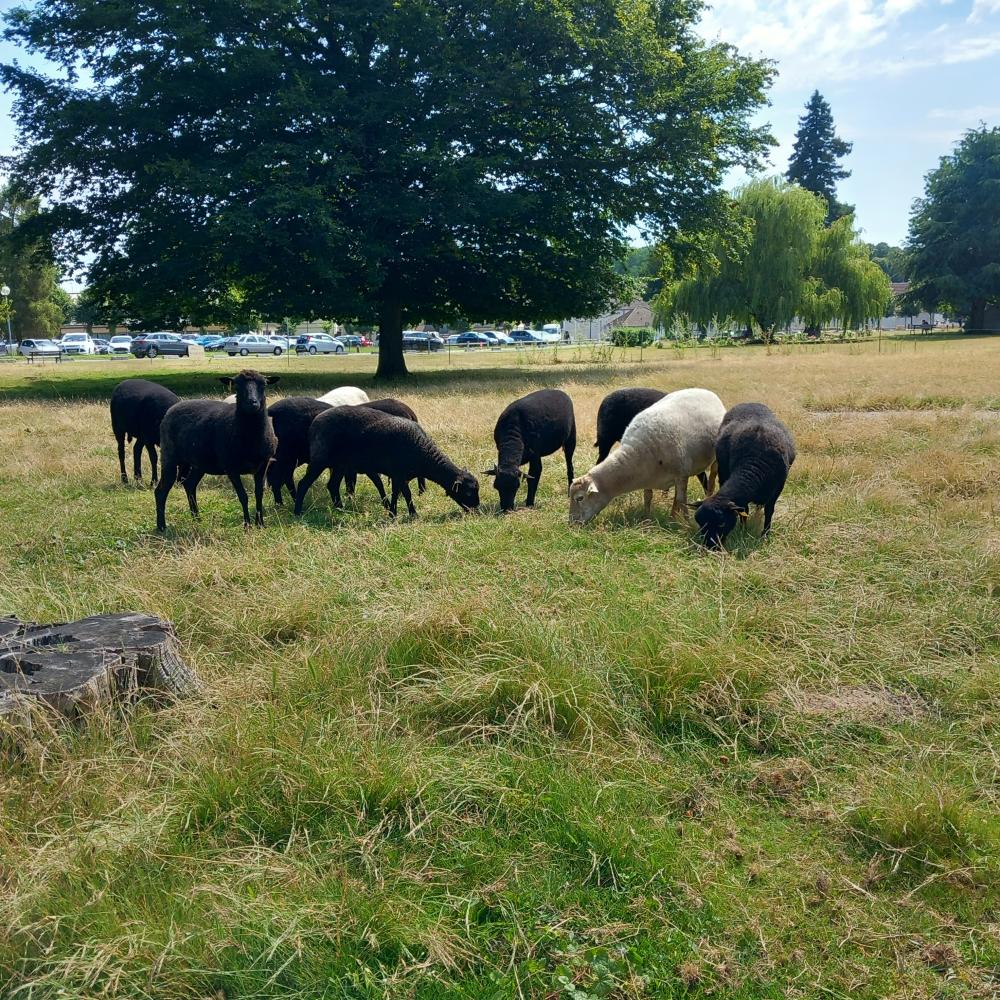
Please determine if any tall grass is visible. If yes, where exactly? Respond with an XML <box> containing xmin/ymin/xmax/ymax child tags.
<box><xmin>0</xmin><ymin>336</ymin><xmax>998</xmax><ymax>997</ymax></box>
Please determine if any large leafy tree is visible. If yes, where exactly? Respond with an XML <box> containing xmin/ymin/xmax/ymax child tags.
<box><xmin>0</xmin><ymin>184</ymin><xmax>66</xmax><ymax>340</ymax></box>
<box><xmin>906</xmin><ymin>127</ymin><xmax>1000</xmax><ymax>331</ymax></box>
<box><xmin>664</xmin><ymin>178</ymin><xmax>889</xmax><ymax>340</ymax></box>
<box><xmin>2</xmin><ymin>0</ymin><xmax>773</xmax><ymax>377</ymax></box>
<box><xmin>787</xmin><ymin>90</ymin><xmax>853</xmax><ymax>223</ymax></box>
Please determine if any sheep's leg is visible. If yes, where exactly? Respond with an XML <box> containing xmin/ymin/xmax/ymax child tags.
<box><xmin>267</xmin><ymin>462</ymin><xmax>285</xmax><ymax>506</ymax></box>
<box><xmin>182</xmin><ymin>470</ymin><xmax>204</xmax><ymax>519</ymax></box>
<box><xmin>644</xmin><ymin>489</ymin><xmax>653</xmax><ymax>516</ymax></box>
<box><xmin>367</xmin><ymin>474</ymin><xmax>389</xmax><ymax>509</ymax></box>
<box><xmin>564</xmin><ymin>422</ymin><xmax>577</xmax><ymax>490</ymax></box>
<box><xmin>671</xmin><ymin>478</ymin><xmax>689</xmax><ymax>521</ymax></box>
<box><xmin>253</xmin><ymin>467</ymin><xmax>267</xmax><ymax>527</ymax></box>
<box><xmin>154</xmin><ymin>460</ymin><xmax>177</xmax><ymax>533</ymax></box>
<box><xmin>116</xmin><ymin>434</ymin><xmax>128</xmax><ymax>483</ymax></box>
<box><xmin>762</xmin><ymin>501</ymin><xmax>775</xmax><ymax>537</ymax></box>
<box><xmin>132</xmin><ymin>440</ymin><xmax>144</xmax><ymax>483</ymax></box>
<box><xmin>293</xmin><ymin>464</ymin><xmax>325</xmax><ymax>515</ymax></box>
<box><xmin>228</xmin><ymin>473</ymin><xmax>252</xmax><ymax>529</ymax></box>
<box><xmin>400</xmin><ymin>481</ymin><xmax>417</xmax><ymax>517</ymax></box>
<box><xmin>524</xmin><ymin>456</ymin><xmax>543</xmax><ymax>507</ymax></box>
<box><xmin>327</xmin><ymin>471</ymin><xmax>345</xmax><ymax>510</ymax></box>
<box><xmin>147</xmin><ymin>444</ymin><xmax>159</xmax><ymax>486</ymax></box>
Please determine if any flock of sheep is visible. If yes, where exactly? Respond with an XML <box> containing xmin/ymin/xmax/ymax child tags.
<box><xmin>109</xmin><ymin>373</ymin><xmax>796</xmax><ymax>547</ymax></box>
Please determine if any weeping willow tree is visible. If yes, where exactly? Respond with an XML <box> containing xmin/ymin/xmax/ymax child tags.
<box><xmin>663</xmin><ymin>179</ymin><xmax>890</xmax><ymax>340</ymax></box>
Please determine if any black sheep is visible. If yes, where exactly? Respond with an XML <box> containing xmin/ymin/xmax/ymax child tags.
<box><xmin>694</xmin><ymin>402</ymin><xmax>796</xmax><ymax>548</ymax></box>
<box><xmin>485</xmin><ymin>388</ymin><xmax>576</xmax><ymax>512</ymax></box>
<box><xmin>155</xmin><ymin>370</ymin><xmax>279</xmax><ymax>532</ymax></box>
<box><xmin>109</xmin><ymin>378</ymin><xmax>180</xmax><ymax>484</ymax></box>
<box><xmin>594</xmin><ymin>387</ymin><xmax>665</xmax><ymax>463</ymax></box>
<box><xmin>294</xmin><ymin>406</ymin><xmax>479</xmax><ymax>519</ymax></box>
<box><xmin>351</xmin><ymin>398</ymin><xmax>426</xmax><ymax>496</ymax></box>
<box><xmin>267</xmin><ymin>397</ymin><xmax>332</xmax><ymax>505</ymax></box>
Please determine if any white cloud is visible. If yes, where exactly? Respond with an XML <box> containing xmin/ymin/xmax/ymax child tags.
<box><xmin>970</xmin><ymin>0</ymin><xmax>1000</xmax><ymax>21</ymax></box>
<box><xmin>698</xmin><ymin>0</ymin><xmax>1000</xmax><ymax>85</ymax></box>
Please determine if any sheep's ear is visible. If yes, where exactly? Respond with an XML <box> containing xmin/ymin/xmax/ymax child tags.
<box><xmin>264</xmin><ymin>375</ymin><xmax>280</xmax><ymax>386</ymax></box>
<box><xmin>587</xmin><ymin>482</ymin><xmax>599</xmax><ymax>495</ymax></box>
<box><xmin>218</xmin><ymin>377</ymin><xmax>234</xmax><ymax>389</ymax></box>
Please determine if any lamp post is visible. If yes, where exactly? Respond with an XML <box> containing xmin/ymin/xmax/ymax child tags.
<box><xmin>0</xmin><ymin>285</ymin><xmax>11</xmax><ymax>346</ymax></box>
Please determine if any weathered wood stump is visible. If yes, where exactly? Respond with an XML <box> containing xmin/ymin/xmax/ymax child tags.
<box><xmin>0</xmin><ymin>613</ymin><xmax>199</xmax><ymax>727</ymax></box>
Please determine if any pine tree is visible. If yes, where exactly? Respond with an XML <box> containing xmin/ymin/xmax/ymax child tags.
<box><xmin>787</xmin><ymin>91</ymin><xmax>853</xmax><ymax>222</ymax></box>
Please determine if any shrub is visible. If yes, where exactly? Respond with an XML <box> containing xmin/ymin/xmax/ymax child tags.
<box><xmin>608</xmin><ymin>326</ymin><xmax>655</xmax><ymax>347</ymax></box>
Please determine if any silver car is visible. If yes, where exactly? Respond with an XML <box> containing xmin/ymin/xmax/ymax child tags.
<box><xmin>225</xmin><ymin>334</ymin><xmax>286</xmax><ymax>357</ymax></box>
<box><xmin>19</xmin><ymin>338</ymin><xmax>63</xmax><ymax>359</ymax></box>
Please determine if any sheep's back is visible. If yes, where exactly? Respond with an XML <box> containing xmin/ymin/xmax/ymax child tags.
<box><xmin>622</xmin><ymin>388</ymin><xmax>725</xmax><ymax>477</ymax></box>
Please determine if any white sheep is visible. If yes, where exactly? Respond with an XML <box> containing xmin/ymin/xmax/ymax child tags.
<box><xmin>315</xmin><ymin>386</ymin><xmax>370</xmax><ymax>407</ymax></box>
<box><xmin>225</xmin><ymin>385</ymin><xmax>370</xmax><ymax>406</ymax></box>
<box><xmin>568</xmin><ymin>387</ymin><xmax>726</xmax><ymax>525</ymax></box>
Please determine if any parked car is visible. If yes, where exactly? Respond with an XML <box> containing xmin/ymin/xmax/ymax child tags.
<box><xmin>402</xmin><ymin>331</ymin><xmax>444</xmax><ymax>352</ymax></box>
<box><xmin>454</xmin><ymin>332</ymin><xmax>492</xmax><ymax>347</ymax></box>
<box><xmin>108</xmin><ymin>335</ymin><xmax>133</xmax><ymax>355</ymax></box>
<box><xmin>296</xmin><ymin>333</ymin><xmax>345</xmax><ymax>355</ymax></box>
<box><xmin>508</xmin><ymin>329</ymin><xmax>544</xmax><ymax>345</ymax></box>
<box><xmin>19</xmin><ymin>338</ymin><xmax>63</xmax><ymax>359</ymax></box>
<box><xmin>59</xmin><ymin>332</ymin><xmax>97</xmax><ymax>355</ymax></box>
<box><xmin>225</xmin><ymin>333</ymin><xmax>286</xmax><ymax>357</ymax></box>
<box><xmin>336</xmin><ymin>334</ymin><xmax>368</xmax><ymax>350</ymax></box>
<box><xmin>482</xmin><ymin>330</ymin><xmax>513</xmax><ymax>345</ymax></box>
<box><xmin>130</xmin><ymin>332</ymin><xmax>191</xmax><ymax>358</ymax></box>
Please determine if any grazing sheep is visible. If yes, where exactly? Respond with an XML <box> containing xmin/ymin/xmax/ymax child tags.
<box><xmin>351</xmin><ymin>398</ymin><xmax>425</xmax><ymax>496</ymax></box>
<box><xmin>316</xmin><ymin>386</ymin><xmax>369</xmax><ymax>407</ymax></box>
<box><xmin>694</xmin><ymin>402</ymin><xmax>796</xmax><ymax>548</ymax></box>
<box><xmin>594</xmin><ymin>388</ymin><xmax>665</xmax><ymax>463</ymax></box>
<box><xmin>294</xmin><ymin>406</ymin><xmax>479</xmax><ymax>519</ymax></box>
<box><xmin>266</xmin><ymin>396</ymin><xmax>332</xmax><ymax>505</ymax></box>
<box><xmin>568</xmin><ymin>388</ymin><xmax>726</xmax><ymax>525</ymax></box>
<box><xmin>155</xmin><ymin>370</ymin><xmax>279</xmax><ymax>532</ymax></box>
<box><xmin>485</xmin><ymin>389</ymin><xmax>576</xmax><ymax>512</ymax></box>
<box><xmin>109</xmin><ymin>379</ymin><xmax>180</xmax><ymax>484</ymax></box>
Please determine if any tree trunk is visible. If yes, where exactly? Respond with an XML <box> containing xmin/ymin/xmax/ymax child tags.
<box><xmin>375</xmin><ymin>299</ymin><xmax>408</xmax><ymax>380</ymax></box>
<box><xmin>1</xmin><ymin>612</ymin><xmax>199</xmax><ymax>730</ymax></box>
<box><xmin>967</xmin><ymin>298</ymin><xmax>986</xmax><ymax>332</ymax></box>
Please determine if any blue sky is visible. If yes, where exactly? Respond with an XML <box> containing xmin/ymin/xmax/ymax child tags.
<box><xmin>0</xmin><ymin>0</ymin><xmax>997</xmax><ymax>253</ymax></box>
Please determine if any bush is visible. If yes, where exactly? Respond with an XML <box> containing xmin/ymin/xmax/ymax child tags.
<box><xmin>608</xmin><ymin>327</ymin><xmax>655</xmax><ymax>347</ymax></box>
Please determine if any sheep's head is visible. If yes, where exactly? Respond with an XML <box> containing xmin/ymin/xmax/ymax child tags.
<box><xmin>694</xmin><ymin>496</ymin><xmax>743</xmax><ymax>549</ymax></box>
<box><xmin>568</xmin><ymin>475</ymin><xmax>608</xmax><ymax>525</ymax></box>
<box><xmin>220</xmin><ymin>370</ymin><xmax>278</xmax><ymax>414</ymax></box>
<box><xmin>449</xmin><ymin>471</ymin><xmax>481</xmax><ymax>512</ymax></box>
<box><xmin>482</xmin><ymin>463</ymin><xmax>525</xmax><ymax>512</ymax></box>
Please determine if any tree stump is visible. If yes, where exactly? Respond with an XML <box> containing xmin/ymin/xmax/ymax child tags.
<box><xmin>0</xmin><ymin>613</ymin><xmax>200</xmax><ymax>727</ymax></box>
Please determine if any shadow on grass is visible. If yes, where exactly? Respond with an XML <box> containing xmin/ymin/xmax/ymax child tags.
<box><xmin>0</xmin><ymin>359</ymin><xmax>670</xmax><ymax>403</ymax></box>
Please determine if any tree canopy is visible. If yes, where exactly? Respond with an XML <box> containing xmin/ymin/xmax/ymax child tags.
<box><xmin>905</xmin><ymin>126</ymin><xmax>1000</xmax><ymax>331</ymax></box>
<box><xmin>663</xmin><ymin>178</ymin><xmax>890</xmax><ymax>340</ymax></box>
<box><xmin>0</xmin><ymin>184</ymin><xmax>67</xmax><ymax>340</ymax></box>
<box><xmin>787</xmin><ymin>90</ymin><xmax>853</xmax><ymax>223</ymax></box>
<box><xmin>2</xmin><ymin>0</ymin><xmax>773</xmax><ymax>377</ymax></box>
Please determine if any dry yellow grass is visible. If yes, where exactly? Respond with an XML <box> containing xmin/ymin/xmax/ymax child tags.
<box><xmin>0</xmin><ymin>334</ymin><xmax>997</xmax><ymax>998</ymax></box>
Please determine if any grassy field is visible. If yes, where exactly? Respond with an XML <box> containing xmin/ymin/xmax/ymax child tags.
<box><xmin>0</xmin><ymin>336</ymin><xmax>998</xmax><ymax>998</ymax></box>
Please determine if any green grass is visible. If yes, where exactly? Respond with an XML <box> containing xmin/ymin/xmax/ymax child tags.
<box><xmin>0</xmin><ymin>337</ymin><xmax>998</xmax><ymax>997</ymax></box>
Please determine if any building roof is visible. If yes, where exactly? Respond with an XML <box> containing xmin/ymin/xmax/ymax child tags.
<box><xmin>613</xmin><ymin>299</ymin><xmax>653</xmax><ymax>328</ymax></box>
